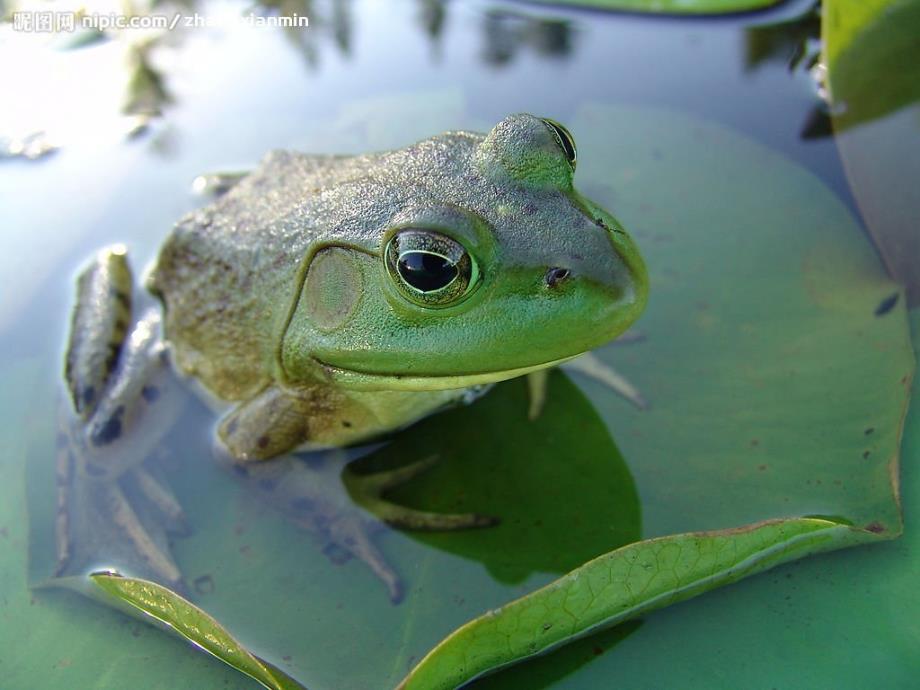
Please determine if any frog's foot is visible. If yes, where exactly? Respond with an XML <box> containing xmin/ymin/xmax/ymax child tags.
<box><xmin>56</xmin><ymin>247</ymin><xmax>188</xmax><ymax>591</ymax></box>
<box><xmin>528</xmin><ymin>350</ymin><xmax>647</xmax><ymax>420</ymax></box>
<box><xmin>344</xmin><ymin>456</ymin><xmax>498</xmax><ymax>531</ymax></box>
<box><xmin>295</xmin><ymin>507</ymin><xmax>403</xmax><ymax>603</ymax></box>
<box><xmin>222</xmin><ymin>452</ymin><xmax>495</xmax><ymax>603</ymax></box>
<box><xmin>55</xmin><ymin>407</ymin><xmax>188</xmax><ymax>592</ymax></box>
<box><xmin>219</xmin><ymin>451</ymin><xmax>406</xmax><ymax>601</ymax></box>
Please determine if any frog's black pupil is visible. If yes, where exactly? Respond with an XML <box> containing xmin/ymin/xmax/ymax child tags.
<box><xmin>398</xmin><ymin>252</ymin><xmax>457</xmax><ymax>292</ymax></box>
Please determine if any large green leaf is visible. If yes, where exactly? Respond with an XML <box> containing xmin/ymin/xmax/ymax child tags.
<box><xmin>8</xmin><ymin>99</ymin><xmax>914</xmax><ymax>690</ymax></box>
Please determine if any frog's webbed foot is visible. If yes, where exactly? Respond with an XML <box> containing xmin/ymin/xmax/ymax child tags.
<box><xmin>296</xmin><ymin>505</ymin><xmax>402</xmax><ymax>604</ymax></box>
<box><xmin>528</xmin><ymin>349</ymin><xmax>647</xmax><ymax>420</ymax></box>
<box><xmin>344</xmin><ymin>456</ymin><xmax>498</xmax><ymax>531</ymax></box>
<box><xmin>220</xmin><ymin>451</ymin><xmax>404</xmax><ymax>601</ymax></box>
<box><xmin>56</xmin><ymin>414</ymin><xmax>187</xmax><ymax>591</ymax></box>
<box><xmin>56</xmin><ymin>248</ymin><xmax>186</xmax><ymax>591</ymax></box>
<box><xmin>222</xmin><ymin>450</ymin><xmax>496</xmax><ymax>603</ymax></box>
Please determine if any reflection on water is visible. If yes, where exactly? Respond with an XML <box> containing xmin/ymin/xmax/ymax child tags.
<box><xmin>0</xmin><ymin>129</ymin><xmax>58</xmax><ymax>159</ymax></box>
<box><xmin>261</xmin><ymin>0</ymin><xmax>354</xmax><ymax>67</ymax></box>
<box><xmin>481</xmin><ymin>8</ymin><xmax>574</xmax><ymax>65</ymax></box>
<box><xmin>0</xmin><ymin>0</ymin><xmax>583</xmax><ymax>154</ymax></box>
<box><xmin>742</xmin><ymin>1</ymin><xmax>819</xmax><ymax>73</ymax></box>
<box><xmin>742</xmin><ymin>3</ymin><xmax>833</xmax><ymax>139</ymax></box>
<box><xmin>417</xmin><ymin>0</ymin><xmax>448</xmax><ymax>58</ymax></box>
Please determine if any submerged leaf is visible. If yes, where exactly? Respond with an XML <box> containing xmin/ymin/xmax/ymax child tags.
<box><xmin>89</xmin><ymin>572</ymin><xmax>307</xmax><ymax>690</ymax></box>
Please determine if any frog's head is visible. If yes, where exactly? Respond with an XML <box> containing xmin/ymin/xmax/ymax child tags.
<box><xmin>282</xmin><ymin>114</ymin><xmax>647</xmax><ymax>391</ymax></box>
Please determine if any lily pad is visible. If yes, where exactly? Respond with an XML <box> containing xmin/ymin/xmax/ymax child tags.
<box><xmin>10</xmin><ymin>100</ymin><xmax>915</xmax><ymax>690</ymax></box>
<box><xmin>394</xmin><ymin>103</ymin><xmax>913</xmax><ymax>687</ymax></box>
<box><xmin>518</xmin><ymin>0</ymin><xmax>785</xmax><ymax>15</ymax></box>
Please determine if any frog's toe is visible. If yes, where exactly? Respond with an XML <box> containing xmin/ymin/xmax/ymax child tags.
<box><xmin>126</xmin><ymin>465</ymin><xmax>190</xmax><ymax>537</ymax></box>
<box><xmin>324</xmin><ymin>513</ymin><xmax>403</xmax><ymax>603</ymax></box>
<box><xmin>560</xmin><ymin>351</ymin><xmax>648</xmax><ymax>410</ymax></box>
<box><xmin>55</xmin><ymin>423</ymin><xmax>188</xmax><ymax>593</ymax></box>
<box><xmin>224</xmin><ymin>452</ymin><xmax>404</xmax><ymax>602</ymax></box>
<box><xmin>345</xmin><ymin>457</ymin><xmax>498</xmax><ymax>531</ymax></box>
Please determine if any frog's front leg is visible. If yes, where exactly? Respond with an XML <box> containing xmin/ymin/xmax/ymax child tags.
<box><xmin>57</xmin><ymin>248</ymin><xmax>186</xmax><ymax>589</ymax></box>
<box><xmin>215</xmin><ymin>386</ymin><xmax>496</xmax><ymax>602</ymax></box>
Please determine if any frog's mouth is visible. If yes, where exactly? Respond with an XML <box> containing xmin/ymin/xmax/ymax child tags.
<box><xmin>312</xmin><ymin>354</ymin><xmax>580</xmax><ymax>391</ymax></box>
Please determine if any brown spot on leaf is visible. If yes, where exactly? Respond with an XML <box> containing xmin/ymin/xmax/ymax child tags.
<box><xmin>865</xmin><ymin>522</ymin><xmax>885</xmax><ymax>534</ymax></box>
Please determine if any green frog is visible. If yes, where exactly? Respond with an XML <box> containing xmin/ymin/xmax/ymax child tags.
<box><xmin>56</xmin><ymin>114</ymin><xmax>648</xmax><ymax>602</ymax></box>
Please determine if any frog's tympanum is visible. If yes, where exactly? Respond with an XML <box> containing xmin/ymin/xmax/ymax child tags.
<box><xmin>57</xmin><ymin>114</ymin><xmax>648</xmax><ymax>601</ymax></box>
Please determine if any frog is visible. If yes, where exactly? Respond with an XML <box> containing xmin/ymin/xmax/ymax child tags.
<box><xmin>55</xmin><ymin>114</ymin><xmax>648</xmax><ymax>603</ymax></box>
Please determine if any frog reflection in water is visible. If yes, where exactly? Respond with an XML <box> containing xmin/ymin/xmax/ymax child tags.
<box><xmin>57</xmin><ymin>114</ymin><xmax>648</xmax><ymax>602</ymax></box>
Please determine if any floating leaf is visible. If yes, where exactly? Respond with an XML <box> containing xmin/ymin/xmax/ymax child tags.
<box><xmin>394</xmin><ymin>102</ymin><xmax>914</xmax><ymax>688</ymax></box>
<box><xmin>398</xmin><ymin>519</ymin><xmax>884</xmax><ymax>690</ymax></box>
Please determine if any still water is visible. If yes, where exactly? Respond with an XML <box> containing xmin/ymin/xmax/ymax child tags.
<box><xmin>1</xmin><ymin>1</ymin><xmax>917</xmax><ymax>688</ymax></box>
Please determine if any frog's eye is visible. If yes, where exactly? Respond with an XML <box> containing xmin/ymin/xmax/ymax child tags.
<box><xmin>541</xmin><ymin>118</ymin><xmax>577</xmax><ymax>171</ymax></box>
<box><xmin>385</xmin><ymin>230</ymin><xmax>479</xmax><ymax>308</ymax></box>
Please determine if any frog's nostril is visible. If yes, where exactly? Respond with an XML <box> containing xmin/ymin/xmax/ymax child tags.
<box><xmin>544</xmin><ymin>267</ymin><xmax>571</xmax><ymax>288</ymax></box>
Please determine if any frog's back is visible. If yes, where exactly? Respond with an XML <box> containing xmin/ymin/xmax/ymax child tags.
<box><xmin>149</xmin><ymin>151</ymin><xmax>348</xmax><ymax>401</ymax></box>
<box><xmin>149</xmin><ymin>132</ymin><xmax>484</xmax><ymax>401</ymax></box>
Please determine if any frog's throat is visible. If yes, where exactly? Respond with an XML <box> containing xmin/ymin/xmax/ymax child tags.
<box><xmin>312</xmin><ymin>354</ymin><xmax>580</xmax><ymax>391</ymax></box>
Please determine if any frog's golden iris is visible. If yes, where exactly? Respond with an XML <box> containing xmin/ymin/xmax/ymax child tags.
<box><xmin>384</xmin><ymin>229</ymin><xmax>480</xmax><ymax>308</ymax></box>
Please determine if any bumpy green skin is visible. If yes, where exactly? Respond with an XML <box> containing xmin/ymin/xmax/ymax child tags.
<box><xmin>149</xmin><ymin>114</ymin><xmax>647</xmax><ymax>457</ymax></box>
